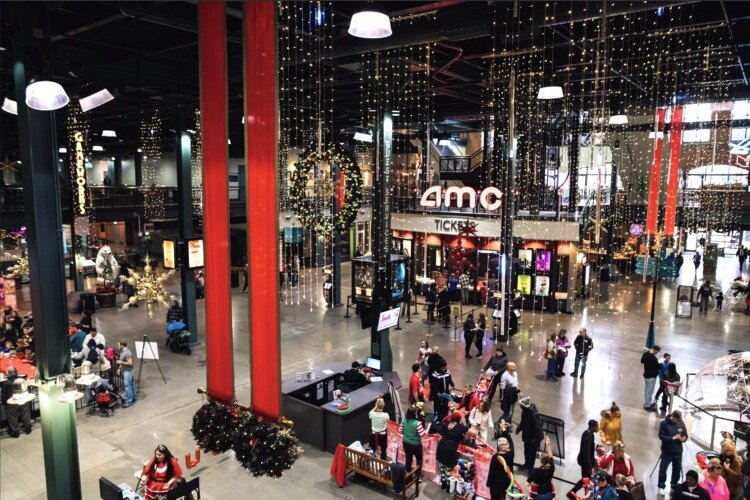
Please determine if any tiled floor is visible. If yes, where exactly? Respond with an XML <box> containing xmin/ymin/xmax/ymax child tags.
<box><xmin>1</xmin><ymin>254</ymin><xmax>749</xmax><ymax>499</ymax></box>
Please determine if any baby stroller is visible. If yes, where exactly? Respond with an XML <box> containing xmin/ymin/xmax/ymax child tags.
<box><xmin>166</xmin><ymin>321</ymin><xmax>192</xmax><ymax>355</ymax></box>
<box><xmin>88</xmin><ymin>379</ymin><xmax>120</xmax><ymax>417</ymax></box>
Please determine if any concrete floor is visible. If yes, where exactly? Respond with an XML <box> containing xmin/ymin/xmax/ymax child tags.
<box><xmin>1</xmin><ymin>253</ymin><xmax>749</xmax><ymax>499</ymax></box>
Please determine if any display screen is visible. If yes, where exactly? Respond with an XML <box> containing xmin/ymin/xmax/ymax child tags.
<box><xmin>391</xmin><ymin>261</ymin><xmax>407</xmax><ymax>301</ymax></box>
<box><xmin>162</xmin><ymin>239</ymin><xmax>176</xmax><ymax>269</ymax></box>
<box><xmin>535</xmin><ymin>276</ymin><xmax>550</xmax><ymax>296</ymax></box>
<box><xmin>535</xmin><ymin>250</ymin><xmax>551</xmax><ymax>272</ymax></box>
<box><xmin>518</xmin><ymin>249</ymin><xmax>533</xmax><ymax>268</ymax></box>
<box><xmin>187</xmin><ymin>238</ymin><xmax>204</xmax><ymax>269</ymax></box>
<box><xmin>517</xmin><ymin>275</ymin><xmax>532</xmax><ymax>295</ymax></box>
<box><xmin>354</xmin><ymin>262</ymin><xmax>374</xmax><ymax>301</ymax></box>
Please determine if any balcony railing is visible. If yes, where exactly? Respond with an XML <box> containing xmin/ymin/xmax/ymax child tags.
<box><xmin>439</xmin><ymin>156</ymin><xmax>470</xmax><ymax>173</ymax></box>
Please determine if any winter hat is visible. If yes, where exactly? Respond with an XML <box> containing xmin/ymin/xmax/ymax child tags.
<box><xmin>519</xmin><ymin>396</ymin><xmax>532</xmax><ymax>409</ymax></box>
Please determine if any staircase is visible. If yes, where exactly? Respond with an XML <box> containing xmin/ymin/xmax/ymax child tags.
<box><xmin>436</xmin><ymin>145</ymin><xmax>488</xmax><ymax>187</ymax></box>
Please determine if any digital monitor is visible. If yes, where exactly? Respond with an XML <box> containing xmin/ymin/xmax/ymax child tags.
<box><xmin>99</xmin><ymin>477</ymin><xmax>123</xmax><ymax>500</ymax></box>
<box><xmin>535</xmin><ymin>250</ymin><xmax>551</xmax><ymax>272</ymax></box>
<box><xmin>365</xmin><ymin>357</ymin><xmax>381</xmax><ymax>371</ymax></box>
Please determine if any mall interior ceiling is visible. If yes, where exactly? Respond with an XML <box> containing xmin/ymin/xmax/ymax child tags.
<box><xmin>1</xmin><ymin>1</ymin><xmax>750</xmax><ymax>158</ymax></box>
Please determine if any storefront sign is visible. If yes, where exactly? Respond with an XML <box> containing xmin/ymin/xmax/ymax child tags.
<box><xmin>73</xmin><ymin>131</ymin><xmax>88</xmax><ymax>216</ymax></box>
<box><xmin>433</xmin><ymin>219</ymin><xmax>477</xmax><ymax>233</ymax></box>
<box><xmin>391</xmin><ymin>213</ymin><xmax>502</xmax><ymax>237</ymax></box>
<box><xmin>187</xmin><ymin>238</ymin><xmax>204</xmax><ymax>268</ymax></box>
<box><xmin>420</xmin><ymin>185</ymin><xmax>502</xmax><ymax>211</ymax></box>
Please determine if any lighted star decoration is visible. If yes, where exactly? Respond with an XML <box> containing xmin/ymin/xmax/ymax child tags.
<box><xmin>313</xmin><ymin>176</ymin><xmax>335</xmax><ymax>201</ymax></box>
<box><xmin>122</xmin><ymin>255</ymin><xmax>176</xmax><ymax>318</ymax></box>
<box><xmin>3</xmin><ymin>253</ymin><xmax>28</xmax><ymax>279</ymax></box>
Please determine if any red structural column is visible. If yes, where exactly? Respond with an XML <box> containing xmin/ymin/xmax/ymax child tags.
<box><xmin>645</xmin><ymin>108</ymin><xmax>666</xmax><ymax>235</ymax></box>
<box><xmin>244</xmin><ymin>1</ymin><xmax>281</xmax><ymax>420</ymax></box>
<box><xmin>663</xmin><ymin>106</ymin><xmax>683</xmax><ymax>236</ymax></box>
<box><xmin>198</xmin><ymin>1</ymin><xmax>234</xmax><ymax>403</ymax></box>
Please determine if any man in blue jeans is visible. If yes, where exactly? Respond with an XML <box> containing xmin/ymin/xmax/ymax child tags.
<box><xmin>117</xmin><ymin>340</ymin><xmax>136</xmax><ymax>407</ymax></box>
<box><xmin>641</xmin><ymin>345</ymin><xmax>661</xmax><ymax>411</ymax></box>
<box><xmin>657</xmin><ymin>410</ymin><xmax>689</xmax><ymax>496</ymax></box>
<box><xmin>570</xmin><ymin>328</ymin><xmax>593</xmax><ymax>379</ymax></box>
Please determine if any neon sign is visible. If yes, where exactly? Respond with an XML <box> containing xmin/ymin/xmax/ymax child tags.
<box><xmin>73</xmin><ymin>131</ymin><xmax>88</xmax><ymax>216</ymax></box>
<box><xmin>419</xmin><ymin>185</ymin><xmax>502</xmax><ymax>211</ymax></box>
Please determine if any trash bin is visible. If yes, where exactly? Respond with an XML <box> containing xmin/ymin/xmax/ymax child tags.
<box><xmin>79</xmin><ymin>292</ymin><xmax>96</xmax><ymax>314</ymax></box>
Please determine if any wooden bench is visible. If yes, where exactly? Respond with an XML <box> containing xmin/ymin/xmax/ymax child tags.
<box><xmin>343</xmin><ymin>447</ymin><xmax>421</xmax><ymax>499</ymax></box>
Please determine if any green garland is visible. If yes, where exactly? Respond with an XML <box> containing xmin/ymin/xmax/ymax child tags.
<box><xmin>288</xmin><ymin>144</ymin><xmax>363</xmax><ymax>235</ymax></box>
<box><xmin>191</xmin><ymin>400</ymin><xmax>238</xmax><ymax>454</ymax></box>
<box><xmin>191</xmin><ymin>400</ymin><xmax>301</xmax><ymax>478</ymax></box>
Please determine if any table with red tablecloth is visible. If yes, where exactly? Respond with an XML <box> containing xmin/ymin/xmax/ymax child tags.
<box><xmin>0</xmin><ymin>356</ymin><xmax>36</xmax><ymax>380</ymax></box>
<box><xmin>386</xmin><ymin>420</ymin><xmax>494</xmax><ymax>499</ymax></box>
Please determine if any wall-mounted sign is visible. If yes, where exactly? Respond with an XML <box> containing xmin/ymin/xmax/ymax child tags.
<box><xmin>420</xmin><ymin>185</ymin><xmax>502</xmax><ymax>211</ymax></box>
<box><xmin>187</xmin><ymin>238</ymin><xmax>204</xmax><ymax>269</ymax></box>
<box><xmin>73</xmin><ymin>131</ymin><xmax>88</xmax><ymax>216</ymax></box>
<box><xmin>163</xmin><ymin>239</ymin><xmax>176</xmax><ymax>269</ymax></box>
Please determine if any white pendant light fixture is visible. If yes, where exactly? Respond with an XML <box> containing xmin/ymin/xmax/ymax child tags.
<box><xmin>348</xmin><ymin>11</ymin><xmax>392</xmax><ymax>39</ymax></box>
<box><xmin>608</xmin><ymin>114</ymin><xmax>628</xmax><ymax>125</ymax></box>
<box><xmin>2</xmin><ymin>98</ymin><xmax>17</xmax><ymax>115</ymax></box>
<box><xmin>537</xmin><ymin>86</ymin><xmax>564</xmax><ymax>100</ymax></box>
<box><xmin>353</xmin><ymin>131</ymin><xmax>373</xmax><ymax>143</ymax></box>
<box><xmin>79</xmin><ymin>88</ymin><xmax>114</xmax><ymax>112</ymax></box>
<box><xmin>25</xmin><ymin>80</ymin><xmax>69</xmax><ymax>111</ymax></box>
<box><xmin>92</xmin><ymin>145</ymin><xmax>104</xmax><ymax>152</ymax></box>
<box><xmin>101</xmin><ymin>129</ymin><xmax>117</xmax><ymax>138</ymax></box>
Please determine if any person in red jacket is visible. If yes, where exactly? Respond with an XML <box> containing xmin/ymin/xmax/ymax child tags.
<box><xmin>141</xmin><ymin>445</ymin><xmax>183</xmax><ymax>500</ymax></box>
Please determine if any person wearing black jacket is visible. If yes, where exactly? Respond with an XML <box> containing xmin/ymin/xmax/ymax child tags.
<box><xmin>437</xmin><ymin>286</ymin><xmax>450</xmax><ymax>327</ymax></box>
<box><xmin>567</xmin><ymin>419</ymin><xmax>599</xmax><ymax>499</ymax></box>
<box><xmin>463</xmin><ymin>313</ymin><xmax>477</xmax><ymax>359</ymax></box>
<box><xmin>515</xmin><ymin>397</ymin><xmax>543</xmax><ymax>471</ymax></box>
<box><xmin>570</xmin><ymin>328</ymin><xmax>593</xmax><ymax>378</ymax></box>
<box><xmin>673</xmin><ymin>470</ymin><xmax>710</xmax><ymax>500</ymax></box>
<box><xmin>430</xmin><ymin>362</ymin><xmax>455</xmax><ymax>421</ymax></box>
<box><xmin>425</xmin><ymin>283</ymin><xmax>437</xmax><ymax>322</ymax></box>
<box><xmin>487</xmin><ymin>421</ymin><xmax>515</xmax><ymax>500</ymax></box>
<box><xmin>426</xmin><ymin>347</ymin><xmax>445</xmax><ymax>384</ymax></box>
<box><xmin>484</xmin><ymin>347</ymin><xmax>508</xmax><ymax>401</ymax></box>
<box><xmin>641</xmin><ymin>345</ymin><xmax>661</xmax><ymax>410</ymax></box>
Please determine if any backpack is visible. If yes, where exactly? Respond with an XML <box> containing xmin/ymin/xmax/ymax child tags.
<box><xmin>87</xmin><ymin>347</ymin><xmax>100</xmax><ymax>364</ymax></box>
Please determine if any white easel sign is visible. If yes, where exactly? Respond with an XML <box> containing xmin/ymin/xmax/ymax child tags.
<box><xmin>135</xmin><ymin>341</ymin><xmax>160</xmax><ymax>360</ymax></box>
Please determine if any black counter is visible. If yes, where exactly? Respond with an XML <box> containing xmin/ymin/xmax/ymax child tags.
<box><xmin>282</xmin><ymin>363</ymin><xmax>401</xmax><ymax>453</ymax></box>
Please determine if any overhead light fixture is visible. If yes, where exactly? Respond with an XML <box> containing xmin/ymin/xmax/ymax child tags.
<box><xmin>353</xmin><ymin>131</ymin><xmax>373</xmax><ymax>143</ymax></box>
<box><xmin>25</xmin><ymin>80</ymin><xmax>70</xmax><ymax>111</ymax></box>
<box><xmin>79</xmin><ymin>88</ymin><xmax>114</xmax><ymax>112</ymax></box>
<box><xmin>137</xmin><ymin>148</ymin><xmax>143</xmax><ymax>153</ymax></box>
<box><xmin>537</xmin><ymin>86</ymin><xmax>564</xmax><ymax>100</ymax></box>
<box><xmin>392</xmin><ymin>110</ymin><xmax>400</xmax><ymax>116</ymax></box>
<box><xmin>348</xmin><ymin>11</ymin><xmax>392</xmax><ymax>39</ymax></box>
<box><xmin>59</xmin><ymin>147</ymin><xmax>67</xmax><ymax>153</ymax></box>
<box><xmin>92</xmin><ymin>145</ymin><xmax>104</xmax><ymax>152</ymax></box>
<box><xmin>58</xmin><ymin>376</ymin><xmax>84</xmax><ymax>403</ymax></box>
<box><xmin>609</xmin><ymin>114</ymin><xmax>628</xmax><ymax>125</ymax></box>
<box><xmin>2</xmin><ymin>98</ymin><xmax>17</xmax><ymax>115</ymax></box>
<box><xmin>227</xmin><ymin>139</ymin><xmax>232</xmax><ymax>145</ymax></box>
<box><xmin>101</xmin><ymin>130</ymin><xmax>117</xmax><ymax>138</ymax></box>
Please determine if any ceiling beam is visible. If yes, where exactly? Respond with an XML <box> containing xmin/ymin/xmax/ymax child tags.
<box><xmin>720</xmin><ymin>0</ymin><xmax>749</xmax><ymax>86</ymax></box>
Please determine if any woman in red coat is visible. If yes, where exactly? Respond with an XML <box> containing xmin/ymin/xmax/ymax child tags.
<box><xmin>141</xmin><ymin>445</ymin><xmax>183</xmax><ymax>500</ymax></box>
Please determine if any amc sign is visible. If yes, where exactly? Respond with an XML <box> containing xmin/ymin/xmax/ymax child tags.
<box><xmin>419</xmin><ymin>186</ymin><xmax>502</xmax><ymax>211</ymax></box>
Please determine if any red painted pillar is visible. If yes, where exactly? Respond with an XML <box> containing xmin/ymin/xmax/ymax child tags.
<box><xmin>645</xmin><ymin>108</ymin><xmax>666</xmax><ymax>236</ymax></box>
<box><xmin>663</xmin><ymin>106</ymin><xmax>683</xmax><ymax>236</ymax></box>
<box><xmin>198</xmin><ymin>1</ymin><xmax>234</xmax><ymax>404</ymax></box>
<box><xmin>244</xmin><ymin>1</ymin><xmax>281</xmax><ymax>420</ymax></box>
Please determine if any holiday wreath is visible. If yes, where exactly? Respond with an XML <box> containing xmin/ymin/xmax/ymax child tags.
<box><xmin>191</xmin><ymin>399</ymin><xmax>301</xmax><ymax>478</ymax></box>
<box><xmin>288</xmin><ymin>144</ymin><xmax>363</xmax><ymax>235</ymax></box>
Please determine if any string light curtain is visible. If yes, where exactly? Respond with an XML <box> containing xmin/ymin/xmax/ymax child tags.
<box><xmin>140</xmin><ymin>110</ymin><xmax>164</xmax><ymax>220</ymax></box>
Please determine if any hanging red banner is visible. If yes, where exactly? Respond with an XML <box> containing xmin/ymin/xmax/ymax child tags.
<box><xmin>198</xmin><ymin>0</ymin><xmax>234</xmax><ymax>404</ymax></box>
<box><xmin>645</xmin><ymin>108</ymin><xmax>666</xmax><ymax>235</ymax></box>
<box><xmin>244</xmin><ymin>1</ymin><xmax>281</xmax><ymax>420</ymax></box>
<box><xmin>663</xmin><ymin>106</ymin><xmax>683</xmax><ymax>236</ymax></box>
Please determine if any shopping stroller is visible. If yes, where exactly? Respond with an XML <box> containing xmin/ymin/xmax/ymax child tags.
<box><xmin>88</xmin><ymin>379</ymin><xmax>120</xmax><ymax>417</ymax></box>
<box><xmin>166</xmin><ymin>321</ymin><xmax>192</xmax><ymax>355</ymax></box>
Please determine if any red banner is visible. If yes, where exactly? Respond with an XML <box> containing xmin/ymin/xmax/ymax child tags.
<box><xmin>198</xmin><ymin>1</ymin><xmax>234</xmax><ymax>404</ymax></box>
<box><xmin>244</xmin><ymin>1</ymin><xmax>281</xmax><ymax>420</ymax></box>
<box><xmin>645</xmin><ymin>108</ymin><xmax>666</xmax><ymax>235</ymax></box>
<box><xmin>664</xmin><ymin>106</ymin><xmax>683</xmax><ymax>236</ymax></box>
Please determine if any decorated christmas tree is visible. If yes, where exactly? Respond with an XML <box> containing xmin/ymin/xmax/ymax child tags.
<box><xmin>445</xmin><ymin>220</ymin><xmax>477</xmax><ymax>276</ymax></box>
